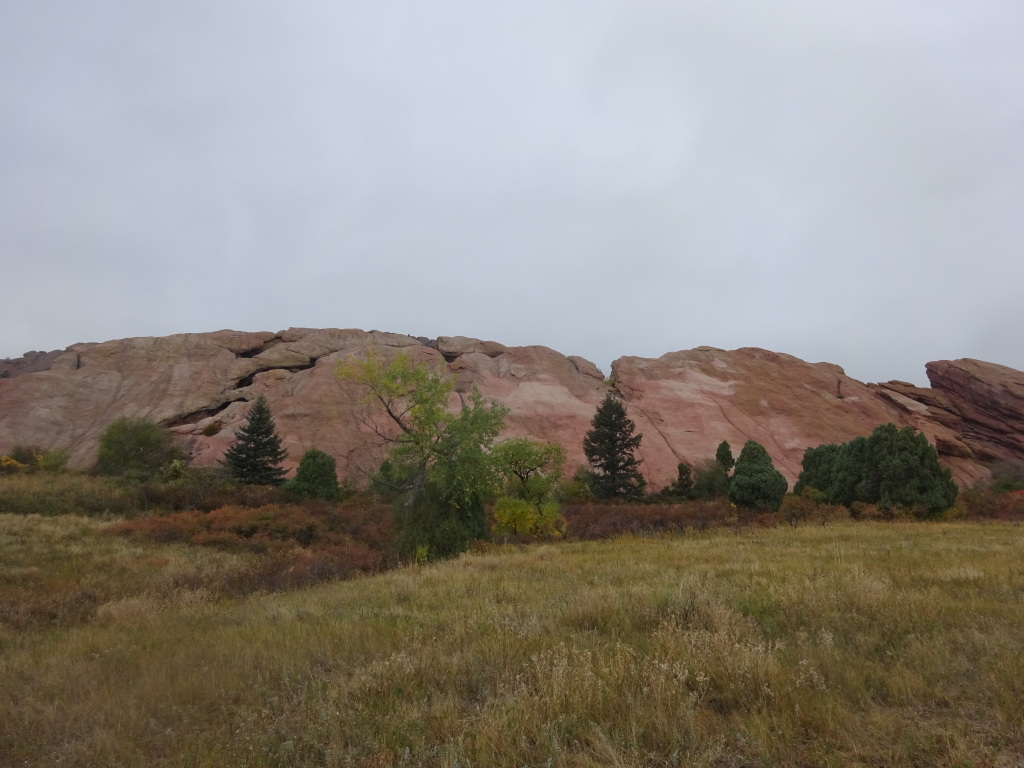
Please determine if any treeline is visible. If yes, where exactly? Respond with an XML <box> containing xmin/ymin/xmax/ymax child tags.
<box><xmin>3</xmin><ymin>352</ymin><xmax>1023</xmax><ymax>565</ymax></box>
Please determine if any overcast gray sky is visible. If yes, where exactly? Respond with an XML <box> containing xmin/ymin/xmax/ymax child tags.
<box><xmin>2</xmin><ymin>1</ymin><xmax>1022</xmax><ymax>386</ymax></box>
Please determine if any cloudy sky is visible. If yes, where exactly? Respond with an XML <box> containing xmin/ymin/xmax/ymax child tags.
<box><xmin>2</xmin><ymin>1</ymin><xmax>1022</xmax><ymax>386</ymax></box>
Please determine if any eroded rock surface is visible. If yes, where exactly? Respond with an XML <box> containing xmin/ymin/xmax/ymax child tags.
<box><xmin>1</xmin><ymin>329</ymin><xmax>1021</xmax><ymax>488</ymax></box>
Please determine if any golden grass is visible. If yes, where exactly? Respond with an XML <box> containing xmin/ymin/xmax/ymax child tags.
<box><xmin>2</xmin><ymin>518</ymin><xmax>1023</xmax><ymax>766</ymax></box>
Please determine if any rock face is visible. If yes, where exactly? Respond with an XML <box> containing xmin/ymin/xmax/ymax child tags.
<box><xmin>1</xmin><ymin>328</ymin><xmax>1022</xmax><ymax>488</ymax></box>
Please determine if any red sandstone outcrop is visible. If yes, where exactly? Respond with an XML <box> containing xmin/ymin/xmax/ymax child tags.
<box><xmin>1</xmin><ymin>329</ymin><xmax>1021</xmax><ymax>488</ymax></box>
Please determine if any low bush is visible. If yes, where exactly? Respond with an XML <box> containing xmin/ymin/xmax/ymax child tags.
<box><xmin>959</xmin><ymin>488</ymin><xmax>1024</xmax><ymax>520</ymax></box>
<box><xmin>562</xmin><ymin>499</ymin><xmax>743</xmax><ymax>539</ymax></box>
<box><xmin>109</xmin><ymin>499</ymin><xmax>397</xmax><ymax>590</ymax></box>
<box><xmin>0</xmin><ymin>473</ymin><xmax>150</xmax><ymax>517</ymax></box>
<box><xmin>490</xmin><ymin>497</ymin><xmax>566</xmax><ymax>541</ymax></box>
<box><xmin>286</xmin><ymin>449</ymin><xmax>344</xmax><ymax>501</ymax></box>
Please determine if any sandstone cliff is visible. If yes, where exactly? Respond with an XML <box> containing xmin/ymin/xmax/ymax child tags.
<box><xmin>2</xmin><ymin>328</ymin><xmax>1021</xmax><ymax>488</ymax></box>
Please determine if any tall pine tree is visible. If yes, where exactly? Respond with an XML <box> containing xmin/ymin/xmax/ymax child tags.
<box><xmin>223</xmin><ymin>394</ymin><xmax>288</xmax><ymax>485</ymax></box>
<box><xmin>582</xmin><ymin>393</ymin><xmax>646</xmax><ymax>499</ymax></box>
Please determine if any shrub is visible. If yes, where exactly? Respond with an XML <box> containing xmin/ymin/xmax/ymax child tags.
<box><xmin>561</xmin><ymin>499</ymin><xmax>737</xmax><ymax>539</ymax></box>
<box><xmin>286</xmin><ymin>449</ymin><xmax>344</xmax><ymax>501</ymax></box>
<box><xmin>989</xmin><ymin>460</ymin><xmax>1024</xmax><ymax>493</ymax></box>
<box><xmin>691</xmin><ymin>458</ymin><xmax>729</xmax><ymax>499</ymax></box>
<box><xmin>96</xmin><ymin>417</ymin><xmax>184</xmax><ymax>479</ymax></box>
<box><xmin>491</xmin><ymin>497</ymin><xmax>566</xmax><ymax>541</ymax></box>
<box><xmin>0</xmin><ymin>473</ymin><xmax>150</xmax><ymax>517</ymax></box>
<box><xmin>38</xmin><ymin>447</ymin><xmax>70</xmax><ymax>472</ymax></box>
<box><xmin>728</xmin><ymin>440</ymin><xmax>788</xmax><ymax>512</ymax></box>
<box><xmin>795</xmin><ymin>423</ymin><xmax>958</xmax><ymax>516</ymax></box>
<box><xmin>781</xmin><ymin>494</ymin><xmax>815</xmax><ymax>527</ymax></box>
<box><xmin>0</xmin><ymin>455</ymin><xmax>29</xmax><ymax>474</ymax></box>
<box><xmin>109</xmin><ymin>498</ymin><xmax>398</xmax><ymax>591</ymax></box>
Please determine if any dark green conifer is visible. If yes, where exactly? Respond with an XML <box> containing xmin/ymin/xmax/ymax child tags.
<box><xmin>582</xmin><ymin>393</ymin><xmax>646</xmax><ymax>499</ymax></box>
<box><xmin>715</xmin><ymin>440</ymin><xmax>735</xmax><ymax>474</ymax></box>
<box><xmin>223</xmin><ymin>394</ymin><xmax>287</xmax><ymax>485</ymax></box>
<box><xmin>728</xmin><ymin>440</ymin><xmax>788</xmax><ymax>512</ymax></box>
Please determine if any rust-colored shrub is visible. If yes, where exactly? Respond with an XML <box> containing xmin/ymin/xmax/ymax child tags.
<box><xmin>562</xmin><ymin>499</ymin><xmax>737</xmax><ymax>540</ymax></box>
<box><xmin>109</xmin><ymin>499</ymin><xmax>397</xmax><ymax>591</ymax></box>
<box><xmin>960</xmin><ymin>489</ymin><xmax>1024</xmax><ymax>520</ymax></box>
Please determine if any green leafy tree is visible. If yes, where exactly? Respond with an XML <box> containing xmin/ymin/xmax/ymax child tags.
<box><xmin>222</xmin><ymin>394</ymin><xmax>288</xmax><ymax>486</ymax></box>
<box><xmin>582</xmin><ymin>393</ymin><xmax>646</xmax><ymax>499</ymax></box>
<box><xmin>338</xmin><ymin>351</ymin><xmax>508</xmax><ymax>559</ymax></box>
<box><xmin>287</xmin><ymin>448</ymin><xmax>343</xmax><ymax>501</ymax></box>
<box><xmin>491</xmin><ymin>497</ymin><xmax>565</xmax><ymax>540</ymax></box>
<box><xmin>716</xmin><ymin>440</ymin><xmax>735</xmax><ymax>475</ymax></box>
<box><xmin>491</xmin><ymin>437</ymin><xmax>567</xmax><ymax>539</ymax></box>
<box><xmin>492</xmin><ymin>437</ymin><xmax>565</xmax><ymax>508</ymax></box>
<box><xmin>96</xmin><ymin>416</ymin><xmax>184</xmax><ymax>479</ymax></box>
<box><xmin>728</xmin><ymin>439</ymin><xmax>788</xmax><ymax>512</ymax></box>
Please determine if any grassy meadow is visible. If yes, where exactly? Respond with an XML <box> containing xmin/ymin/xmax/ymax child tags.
<box><xmin>2</xmin><ymin>514</ymin><xmax>1023</xmax><ymax>767</ymax></box>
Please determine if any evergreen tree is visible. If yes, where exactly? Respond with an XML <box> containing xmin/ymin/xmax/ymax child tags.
<box><xmin>715</xmin><ymin>440</ymin><xmax>735</xmax><ymax>475</ymax></box>
<box><xmin>223</xmin><ymin>394</ymin><xmax>288</xmax><ymax>485</ymax></box>
<box><xmin>691</xmin><ymin>458</ymin><xmax>729</xmax><ymax>499</ymax></box>
<box><xmin>287</xmin><ymin>448</ymin><xmax>343</xmax><ymax>500</ymax></box>
<box><xmin>794</xmin><ymin>423</ymin><xmax>958</xmax><ymax>516</ymax></box>
<box><xmin>793</xmin><ymin>442</ymin><xmax>840</xmax><ymax>496</ymax></box>
<box><xmin>728</xmin><ymin>439</ymin><xmax>788</xmax><ymax>512</ymax></box>
<box><xmin>671</xmin><ymin>461</ymin><xmax>694</xmax><ymax>497</ymax></box>
<box><xmin>582</xmin><ymin>393</ymin><xmax>646</xmax><ymax>499</ymax></box>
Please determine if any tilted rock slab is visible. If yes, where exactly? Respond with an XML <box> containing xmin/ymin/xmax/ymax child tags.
<box><xmin>2</xmin><ymin>328</ymin><xmax>1021</xmax><ymax>488</ymax></box>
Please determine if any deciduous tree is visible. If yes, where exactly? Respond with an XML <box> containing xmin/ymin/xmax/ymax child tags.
<box><xmin>338</xmin><ymin>351</ymin><xmax>507</xmax><ymax>558</ymax></box>
<box><xmin>97</xmin><ymin>416</ymin><xmax>183</xmax><ymax>479</ymax></box>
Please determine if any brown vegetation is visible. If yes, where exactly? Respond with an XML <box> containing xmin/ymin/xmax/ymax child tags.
<box><xmin>2</xmin><ymin>518</ymin><xmax>1023</xmax><ymax>766</ymax></box>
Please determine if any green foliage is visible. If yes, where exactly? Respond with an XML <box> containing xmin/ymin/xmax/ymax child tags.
<box><xmin>96</xmin><ymin>416</ymin><xmax>184</xmax><ymax>480</ymax></box>
<box><xmin>286</xmin><ymin>449</ymin><xmax>344</xmax><ymax>501</ymax></box>
<box><xmin>691</xmin><ymin>458</ymin><xmax>729</xmax><ymax>499</ymax></box>
<box><xmin>655</xmin><ymin>462</ymin><xmax>695</xmax><ymax>501</ymax></box>
<box><xmin>561</xmin><ymin>467</ymin><xmax>596</xmax><ymax>502</ymax></box>
<box><xmin>222</xmin><ymin>395</ymin><xmax>288</xmax><ymax>486</ymax></box>
<box><xmin>728</xmin><ymin>440</ymin><xmax>788</xmax><ymax>512</ymax></box>
<box><xmin>793</xmin><ymin>443</ymin><xmax>840</xmax><ymax>496</ymax></box>
<box><xmin>582</xmin><ymin>393</ymin><xmax>646</xmax><ymax>499</ymax></box>
<box><xmin>338</xmin><ymin>351</ymin><xmax>508</xmax><ymax>559</ymax></box>
<box><xmin>393</xmin><ymin>481</ymin><xmax>483</xmax><ymax>560</ymax></box>
<box><xmin>989</xmin><ymin>460</ymin><xmax>1024</xmax><ymax>493</ymax></box>
<box><xmin>795</xmin><ymin>423</ymin><xmax>958</xmax><ymax>517</ymax></box>
<box><xmin>1</xmin><ymin>446</ymin><xmax>70</xmax><ymax>474</ymax></box>
<box><xmin>38</xmin><ymin>447</ymin><xmax>70</xmax><ymax>472</ymax></box>
<box><xmin>715</xmin><ymin>440</ymin><xmax>735</xmax><ymax>474</ymax></box>
<box><xmin>492</xmin><ymin>438</ymin><xmax>565</xmax><ymax>505</ymax></box>
<box><xmin>667</xmin><ymin>461</ymin><xmax>695</xmax><ymax>498</ymax></box>
<box><xmin>491</xmin><ymin>497</ymin><xmax>566</xmax><ymax>540</ymax></box>
<box><xmin>491</xmin><ymin>438</ymin><xmax>567</xmax><ymax>539</ymax></box>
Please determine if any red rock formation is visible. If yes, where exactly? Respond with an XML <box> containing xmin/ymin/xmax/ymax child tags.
<box><xmin>1</xmin><ymin>329</ymin><xmax>1021</xmax><ymax>488</ymax></box>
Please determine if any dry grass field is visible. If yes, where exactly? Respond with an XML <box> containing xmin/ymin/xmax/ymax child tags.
<box><xmin>2</xmin><ymin>514</ymin><xmax>1023</xmax><ymax>767</ymax></box>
